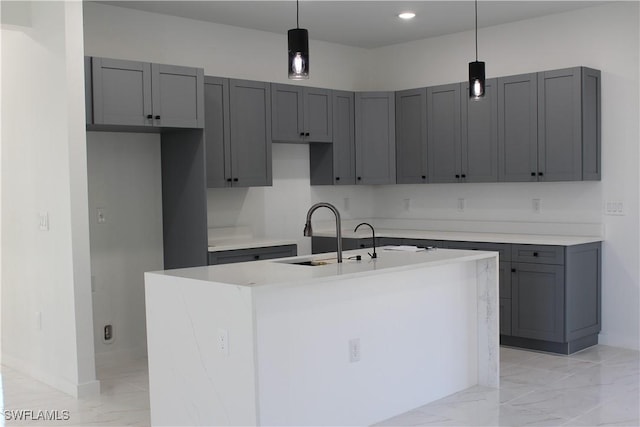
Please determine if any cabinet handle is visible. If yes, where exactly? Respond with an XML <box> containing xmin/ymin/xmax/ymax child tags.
<box><xmin>305</xmin><ymin>132</ymin><xmax>310</xmax><ymax>136</ymax></box>
<box><xmin>146</xmin><ymin>114</ymin><xmax>153</xmax><ymax>119</ymax></box>
<box><xmin>421</xmin><ymin>175</ymin><xmax>426</xmax><ymax>179</ymax></box>
<box><xmin>233</xmin><ymin>178</ymin><xmax>239</xmax><ymax>182</ymax></box>
<box><xmin>357</xmin><ymin>177</ymin><xmax>362</xmax><ymax>181</ymax></box>
<box><xmin>335</xmin><ymin>177</ymin><xmax>340</xmax><ymax>181</ymax></box>
<box><xmin>226</xmin><ymin>178</ymin><xmax>232</xmax><ymax>182</ymax></box>
<box><xmin>455</xmin><ymin>174</ymin><xmax>460</xmax><ymax>179</ymax></box>
<box><xmin>538</xmin><ymin>172</ymin><xmax>544</xmax><ymax>176</ymax></box>
<box><xmin>461</xmin><ymin>174</ymin><xmax>466</xmax><ymax>178</ymax></box>
<box><xmin>254</xmin><ymin>255</ymin><xmax>260</xmax><ymax>260</ymax></box>
<box><xmin>531</xmin><ymin>172</ymin><xmax>536</xmax><ymax>177</ymax></box>
<box><xmin>155</xmin><ymin>115</ymin><xmax>160</xmax><ymax>120</ymax></box>
<box><xmin>533</xmin><ymin>252</ymin><xmax>539</xmax><ymax>257</ymax></box>
<box><xmin>511</xmin><ymin>268</ymin><xmax>516</xmax><ymax>273</ymax></box>
<box><xmin>299</xmin><ymin>132</ymin><xmax>305</xmax><ymax>137</ymax></box>
<box><xmin>360</xmin><ymin>244</ymin><xmax>365</xmax><ymax>248</ymax></box>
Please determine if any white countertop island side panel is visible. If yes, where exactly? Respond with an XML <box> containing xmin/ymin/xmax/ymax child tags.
<box><xmin>145</xmin><ymin>249</ymin><xmax>499</xmax><ymax>426</ymax></box>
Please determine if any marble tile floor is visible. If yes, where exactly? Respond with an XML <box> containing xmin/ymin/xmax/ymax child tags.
<box><xmin>0</xmin><ymin>345</ymin><xmax>637</xmax><ymax>426</ymax></box>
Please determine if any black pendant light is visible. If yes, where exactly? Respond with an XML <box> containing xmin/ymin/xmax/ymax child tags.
<box><xmin>288</xmin><ymin>0</ymin><xmax>309</xmax><ymax>80</ymax></box>
<box><xmin>469</xmin><ymin>0</ymin><xmax>485</xmax><ymax>99</ymax></box>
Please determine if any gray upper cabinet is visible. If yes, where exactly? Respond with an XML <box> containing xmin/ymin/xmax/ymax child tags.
<box><xmin>204</xmin><ymin>77</ymin><xmax>272</xmax><ymax>188</ymax></box>
<box><xmin>271</xmin><ymin>84</ymin><xmax>332</xmax><ymax>143</ymax></box>
<box><xmin>538</xmin><ymin>67</ymin><xmax>601</xmax><ymax>181</ymax></box>
<box><xmin>90</xmin><ymin>57</ymin><xmax>204</xmax><ymax>128</ymax></box>
<box><xmin>427</xmin><ymin>83</ymin><xmax>462</xmax><ymax>183</ymax></box>
<box><xmin>310</xmin><ymin>90</ymin><xmax>356</xmax><ymax>185</ymax></box>
<box><xmin>396</xmin><ymin>88</ymin><xmax>428</xmax><ymax>184</ymax></box>
<box><xmin>497</xmin><ymin>73</ymin><xmax>538</xmax><ymax>182</ymax></box>
<box><xmin>462</xmin><ymin>78</ymin><xmax>499</xmax><ymax>182</ymax></box>
<box><xmin>355</xmin><ymin>92</ymin><xmax>396</xmax><ymax>185</ymax></box>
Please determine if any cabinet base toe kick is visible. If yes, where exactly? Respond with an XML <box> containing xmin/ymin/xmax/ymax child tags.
<box><xmin>500</xmin><ymin>333</ymin><xmax>598</xmax><ymax>355</ymax></box>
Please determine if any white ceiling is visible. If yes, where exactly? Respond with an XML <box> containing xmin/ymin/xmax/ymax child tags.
<box><xmin>99</xmin><ymin>1</ymin><xmax>605</xmax><ymax>49</ymax></box>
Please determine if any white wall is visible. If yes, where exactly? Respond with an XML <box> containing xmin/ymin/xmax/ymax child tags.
<box><xmin>1</xmin><ymin>2</ymin><xmax>98</xmax><ymax>396</ymax></box>
<box><xmin>368</xmin><ymin>2</ymin><xmax>639</xmax><ymax>350</ymax></box>
<box><xmin>83</xmin><ymin>2</ymin><xmax>639</xmax><ymax>350</ymax></box>
<box><xmin>86</xmin><ymin>132</ymin><xmax>164</xmax><ymax>362</ymax></box>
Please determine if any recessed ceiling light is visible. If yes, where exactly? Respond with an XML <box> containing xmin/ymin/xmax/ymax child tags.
<box><xmin>398</xmin><ymin>12</ymin><xmax>416</xmax><ymax>20</ymax></box>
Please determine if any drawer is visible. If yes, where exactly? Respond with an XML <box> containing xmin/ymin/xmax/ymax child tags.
<box><xmin>444</xmin><ymin>241</ymin><xmax>511</xmax><ymax>262</ymax></box>
<box><xmin>397</xmin><ymin>239</ymin><xmax>443</xmax><ymax>249</ymax></box>
<box><xmin>512</xmin><ymin>244</ymin><xmax>564</xmax><ymax>265</ymax></box>
<box><xmin>208</xmin><ymin>244</ymin><xmax>297</xmax><ymax>265</ymax></box>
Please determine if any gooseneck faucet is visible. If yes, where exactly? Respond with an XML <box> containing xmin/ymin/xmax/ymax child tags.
<box><xmin>354</xmin><ymin>222</ymin><xmax>377</xmax><ymax>259</ymax></box>
<box><xmin>304</xmin><ymin>202</ymin><xmax>343</xmax><ymax>263</ymax></box>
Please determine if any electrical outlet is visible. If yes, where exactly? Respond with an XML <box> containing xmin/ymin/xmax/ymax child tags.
<box><xmin>532</xmin><ymin>198</ymin><xmax>541</xmax><ymax>213</ymax></box>
<box><xmin>97</xmin><ymin>207</ymin><xmax>107</xmax><ymax>224</ymax></box>
<box><xmin>39</xmin><ymin>211</ymin><xmax>49</xmax><ymax>231</ymax></box>
<box><xmin>605</xmin><ymin>201</ymin><xmax>625</xmax><ymax>216</ymax></box>
<box><xmin>403</xmin><ymin>198</ymin><xmax>411</xmax><ymax>211</ymax></box>
<box><xmin>349</xmin><ymin>338</ymin><xmax>361</xmax><ymax>363</ymax></box>
<box><xmin>218</xmin><ymin>329</ymin><xmax>229</xmax><ymax>355</ymax></box>
<box><xmin>457</xmin><ymin>198</ymin><xmax>465</xmax><ymax>211</ymax></box>
<box><xmin>104</xmin><ymin>324</ymin><xmax>113</xmax><ymax>343</ymax></box>
<box><xmin>36</xmin><ymin>312</ymin><xmax>42</xmax><ymax>331</ymax></box>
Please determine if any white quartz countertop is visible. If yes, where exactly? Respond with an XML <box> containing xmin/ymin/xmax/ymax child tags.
<box><xmin>315</xmin><ymin>229</ymin><xmax>602</xmax><ymax>246</ymax></box>
<box><xmin>208</xmin><ymin>238</ymin><xmax>297</xmax><ymax>252</ymax></box>
<box><xmin>150</xmin><ymin>247</ymin><xmax>497</xmax><ymax>288</ymax></box>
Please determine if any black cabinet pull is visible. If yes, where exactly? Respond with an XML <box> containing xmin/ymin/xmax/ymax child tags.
<box><xmin>455</xmin><ymin>174</ymin><xmax>460</xmax><ymax>179</ymax></box>
<box><xmin>360</xmin><ymin>244</ymin><xmax>365</xmax><ymax>248</ymax></box>
<box><xmin>531</xmin><ymin>172</ymin><xmax>536</xmax><ymax>177</ymax></box>
<box><xmin>538</xmin><ymin>172</ymin><xmax>544</xmax><ymax>176</ymax></box>
<box><xmin>335</xmin><ymin>177</ymin><xmax>340</xmax><ymax>181</ymax></box>
<box><xmin>357</xmin><ymin>177</ymin><xmax>362</xmax><ymax>181</ymax></box>
<box><xmin>305</xmin><ymin>132</ymin><xmax>310</xmax><ymax>136</ymax></box>
<box><xmin>533</xmin><ymin>252</ymin><xmax>539</xmax><ymax>257</ymax></box>
<box><xmin>155</xmin><ymin>115</ymin><xmax>160</xmax><ymax>120</ymax></box>
<box><xmin>461</xmin><ymin>174</ymin><xmax>466</xmax><ymax>178</ymax></box>
<box><xmin>511</xmin><ymin>268</ymin><xmax>516</xmax><ymax>273</ymax></box>
<box><xmin>254</xmin><ymin>255</ymin><xmax>260</xmax><ymax>260</ymax></box>
<box><xmin>421</xmin><ymin>175</ymin><xmax>426</xmax><ymax>179</ymax></box>
<box><xmin>146</xmin><ymin>114</ymin><xmax>153</xmax><ymax>119</ymax></box>
<box><xmin>226</xmin><ymin>178</ymin><xmax>232</xmax><ymax>182</ymax></box>
<box><xmin>299</xmin><ymin>132</ymin><xmax>305</xmax><ymax>137</ymax></box>
<box><xmin>233</xmin><ymin>178</ymin><xmax>239</xmax><ymax>182</ymax></box>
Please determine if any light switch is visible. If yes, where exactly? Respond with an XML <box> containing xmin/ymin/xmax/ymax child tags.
<box><xmin>39</xmin><ymin>212</ymin><xmax>49</xmax><ymax>231</ymax></box>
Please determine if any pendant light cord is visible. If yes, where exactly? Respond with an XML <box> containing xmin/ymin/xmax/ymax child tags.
<box><xmin>475</xmin><ymin>0</ymin><xmax>478</xmax><ymax>61</ymax></box>
<box><xmin>296</xmin><ymin>0</ymin><xmax>300</xmax><ymax>29</ymax></box>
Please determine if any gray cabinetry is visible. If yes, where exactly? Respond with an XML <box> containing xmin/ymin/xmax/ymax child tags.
<box><xmin>271</xmin><ymin>84</ymin><xmax>332</xmax><ymax>143</ymax></box>
<box><xmin>355</xmin><ymin>92</ymin><xmax>396</xmax><ymax>184</ymax></box>
<box><xmin>396</xmin><ymin>88</ymin><xmax>428</xmax><ymax>184</ymax></box>
<box><xmin>90</xmin><ymin>57</ymin><xmax>204</xmax><ymax>128</ymax></box>
<box><xmin>497</xmin><ymin>73</ymin><xmax>538</xmax><ymax>182</ymax></box>
<box><xmin>205</xmin><ymin>77</ymin><xmax>272</xmax><ymax>188</ymax></box>
<box><xmin>208</xmin><ymin>245</ymin><xmax>297</xmax><ymax>265</ymax></box>
<box><xmin>462</xmin><ymin>79</ymin><xmax>499</xmax><ymax>182</ymax></box>
<box><xmin>310</xmin><ymin>90</ymin><xmax>355</xmax><ymax>185</ymax></box>
<box><xmin>427</xmin><ymin>83</ymin><xmax>462</xmax><ymax>183</ymax></box>
<box><xmin>538</xmin><ymin>67</ymin><xmax>601</xmax><ymax>181</ymax></box>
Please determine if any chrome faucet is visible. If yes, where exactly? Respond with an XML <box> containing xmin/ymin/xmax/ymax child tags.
<box><xmin>354</xmin><ymin>222</ymin><xmax>377</xmax><ymax>259</ymax></box>
<box><xmin>303</xmin><ymin>202</ymin><xmax>343</xmax><ymax>263</ymax></box>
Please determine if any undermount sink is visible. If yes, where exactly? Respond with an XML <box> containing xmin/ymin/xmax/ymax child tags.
<box><xmin>279</xmin><ymin>257</ymin><xmax>359</xmax><ymax>267</ymax></box>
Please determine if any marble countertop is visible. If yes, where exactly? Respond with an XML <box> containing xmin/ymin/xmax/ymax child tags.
<box><xmin>208</xmin><ymin>238</ymin><xmax>297</xmax><ymax>252</ymax></box>
<box><xmin>149</xmin><ymin>247</ymin><xmax>497</xmax><ymax>288</ymax></box>
<box><xmin>315</xmin><ymin>228</ymin><xmax>602</xmax><ymax>246</ymax></box>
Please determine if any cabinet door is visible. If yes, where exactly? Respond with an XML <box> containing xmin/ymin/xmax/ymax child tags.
<box><xmin>271</xmin><ymin>84</ymin><xmax>304</xmax><ymax>142</ymax></box>
<box><xmin>204</xmin><ymin>77</ymin><xmax>231</xmax><ymax>188</ymax></box>
<box><xmin>208</xmin><ymin>245</ymin><xmax>297</xmax><ymax>265</ymax></box>
<box><xmin>537</xmin><ymin>67</ymin><xmax>582</xmax><ymax>181</ymax></box>
<box><xmin>396</xmin><ymin>88</ymin><xmax>428</xmax><ymax>184</ymax></box>
<box><xmin>152</xmin><ymin>64</ymin><xmax>204</xmax><ymax>128</ymax></box>
<box><xmin>500</xmin><ymin>298</ymin><xmax>512</xmax><ymax>336</ymax></box>
<box><xmin>92</xmin><ymin>57</ymin><xmax>152</xmax><ymax>126</ymax></box>
<box><xmin>427</xmin><ymin>83</ymin><xmax>462</xmax><ymax>183</ymax></box>
<box><xmin>581</xmin><ymin>68</ymin><xmax>601</xmax><ymax>181</ymax></box>
<box><xmin>355</xmin><ymin>92</ymin><xmax>396</xmax><ymax>185</ymax></box>
<box><xmin>498</xmin><ymin>73</ymin><xmax>538</xmax><ymax>182</ymax></box>
<box><xmin>304</xmin><ymin>87</ymin><xmax>333</xmax><ymax>142</ymax></box>
<box><xmin>512</xmin><ymin>263</ymin><xmax>565</xmax><ymax>342</ymax></box>
<box><xmin>332</xmin><ymin>90</ymin><xmax>356</xmax><ymax>184</ymax></box>
<box><xmin>229</xmin><ymin>79</ymin><xmax>272</xmax><ymax>187</ymax></box>
<box><xmin>462</xmin><ymin>79</ymin><xmax>498</xmax><ymax>182</ymax></box>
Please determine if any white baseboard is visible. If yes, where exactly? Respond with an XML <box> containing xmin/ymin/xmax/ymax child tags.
<box><xmin>598</xmin><ymin>332</ymin><xmax>640</xmax><ymax>351</ymax></box>
<box><xmin>94</xmin><ymin>344</ymin><xmax>148</xmax><ymax>368</ymax></box>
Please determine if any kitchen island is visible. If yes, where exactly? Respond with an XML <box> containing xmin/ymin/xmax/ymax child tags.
<box><xmin>144</xmin><ymin>247</ymin><xmax>499</xmax><ymax>426</ymax></box>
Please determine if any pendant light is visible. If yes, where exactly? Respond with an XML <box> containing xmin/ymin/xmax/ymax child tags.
<box><xmin>469</xmin><ymin>0</ymin><xmax>485</xmax><ymax>99</ymax></box>
<box><xmin>288</xmin><ymin>0</ymin><xmax>309</xmax><ymax>80</ymax></box>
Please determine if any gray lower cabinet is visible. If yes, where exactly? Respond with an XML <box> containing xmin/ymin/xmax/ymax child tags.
<box><xmin>396</xmin><ymin>88</ymin><xmax>428</xmax><ymax>184</ymax></box>
<box><xmin>208</xmin><ymin>245</ymin><xmax>297</xmax><ymax>265</ymax></box>
<box><xmin>427</xmin><ymin>83</ymin><xmax>462</xmax><ymax>183</ymax></box>
<box><xmin>310</xmin><ymin>90</ymin><xmax>356</xmax><ymax>185</ymax></box>
<box><xmin>205</xmin><ymin>77</ymin><xmax>272</xmax><ymax>188</ymax></box>
<box><xmin>271</xmin><ymin>84</ymin><xmax>332</xmax><ymax>143</ymax></box>
<box><xmin>89</xmin><ymin>57</ymin><xmax>204</xmax><ymax>128</ymax></box>
<box><xmin>311</xmin><ymin>237</ymin><xmax>373</xmax><ymax>254</ymax></box>
<box><xmin>355</xmin><ymin>92</ymin><xmax>396</xmax><ymax>184</ymax></box>
<box><xmin>498</xmin><ymin>67</ymin><xmax>601</xmax><ymax>182</ymax></box>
